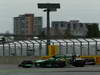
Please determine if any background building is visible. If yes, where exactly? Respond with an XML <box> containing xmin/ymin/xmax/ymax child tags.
<box><xmin>50</xmin><ymin>20</ymin><xmax>99</xmax><ymax>39</ymax></box>
<box><xmin>14</xmin><ymin>14</ymin><xmax>42</xmax><ymax>40</ymax></box>
<box><xmin>51</xmin><ymin>20</ymin><xmax>88</xmax><ymax>38</ymax></box>
<box><xmin>34</xmin><ymin>17</ymin><xmax>43</xmax><ymax>35</ymax></box>
<box><xmin>85</xmin><ymin>23</ymin><xmax>99</xmax><ymax>38</ymax></box>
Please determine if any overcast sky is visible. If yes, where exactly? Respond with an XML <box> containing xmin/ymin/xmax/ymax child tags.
<box><xmin>0</xmin><ymin>0</ymin><xmax>100</xmax><ymax>33</ymax></box>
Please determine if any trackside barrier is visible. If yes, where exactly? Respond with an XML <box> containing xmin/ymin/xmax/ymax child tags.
<box><xmin>95</xmin><ymin>56</ymin><xmax>100</xmax><ymax>64</ymax></box>
<box><xmin>48</xmin><ymin>45</ymin><xmax>59</xmax><ymax>56</ymax></box>
<box><xmin>80</xmin><ymin>56</ymin><xmax>100</xmax><ymax>64</ymax></box>
<box><xmin>0</xmin><ymin>39</ymin><xmax>100</xmax><ymax>56</ymax></box>
<box><xmin>0</xmin><ymin>56</ymin><xmax>39</xmax><ymax>64</ymax></box>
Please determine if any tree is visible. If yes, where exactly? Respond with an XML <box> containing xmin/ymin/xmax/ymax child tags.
<box><xmin>64</xmin><ymin>29</ymin><xmax>72</xmax><ymax>39</ymax></box>
<box><xmin>86</xmin><ymin>23</ymin><xmax>99</xmax><ymax>38</ymax></box>
<box><xmin>40</xmin><ymin>31</ymin><xmax>46</xmax><ymax>39</ymax></box>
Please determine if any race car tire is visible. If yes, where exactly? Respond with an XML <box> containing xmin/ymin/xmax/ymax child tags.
<box><xmin>72</xmin><ymin>60</ymin><xmax>85</xmax><ymax>67</ymax></box>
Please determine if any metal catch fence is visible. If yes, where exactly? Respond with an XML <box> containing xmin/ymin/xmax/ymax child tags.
<box><xmin>0</xmin><ymin>38</ymin><xmax>100</xmax><ymax>56</ymax></box>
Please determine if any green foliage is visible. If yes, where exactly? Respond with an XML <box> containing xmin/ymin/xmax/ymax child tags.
<box><xmin>40</xmin><ymin>31</ymin><xmax>46</xmax><ymax>39</ymax></box>
<box><xmin>86</xmin><ymin>23</ymin><xmax>100</xmax><ymax>38</ymax></box>
<box><xmin>64</xmin><ymin>29</ymin><xmax>72</xmax><ymax>39</ymax></box>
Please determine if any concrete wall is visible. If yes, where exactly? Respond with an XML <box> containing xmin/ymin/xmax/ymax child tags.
<box><xmin>0</xmin><ymin>56</ymin><xmax>38</xmax><ymax>64</ymax></box>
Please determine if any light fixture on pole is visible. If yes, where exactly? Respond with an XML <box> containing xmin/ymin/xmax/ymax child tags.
<box><xmin>37</xmin><ymin>3</ymin><xmax>60</xmax><ymax>55</ymax></box>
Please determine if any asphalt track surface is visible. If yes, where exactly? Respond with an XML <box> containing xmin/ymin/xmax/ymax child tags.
<box><xmin>0</xmin><ymin>65</ymin><xmax>100</xmax><ymax>75</ymax></box>
<box><xmin>0</xmin><ymin>64</ymin><xmax>100</xmax><ymax>72</ymax></box>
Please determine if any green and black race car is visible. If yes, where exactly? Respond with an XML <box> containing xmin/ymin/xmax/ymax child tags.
<box><xmin>18</xmin><ymin>55</ymin><xmax>67</xmax><ymax>68</ymax></box>
<box><xmin>34</xmin><ymin>55</ymin><xmax>67</xmax><ymax>68</ymax></box>
<box><xmin>18</xmin><ymin>55</ymin><xmax>85</xmax><ymax>68</ymax></box>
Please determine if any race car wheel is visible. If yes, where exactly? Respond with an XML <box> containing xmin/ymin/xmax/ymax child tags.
<box><xmin>72</xmin><ymin>60</ymin><xmax>85</xmax><ymax>67</ymax></box>
<box><xmin>53</xmin><ymin>61</ymin><xmax>66</xmax><ymax>68</ymax></box>
<box><xmin>22</xmin><ymin>65</ymin><xmax>32</xmax><ymax>68</ymax></box>
<box><xmin>19</xmin><ymin>60</ymin><xmax>33</xmax><ymax>68</ymax></box>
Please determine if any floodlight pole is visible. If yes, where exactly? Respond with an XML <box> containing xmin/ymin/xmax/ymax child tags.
<box><xmin>46</xmin><ymin>9</ymin><xmax>50</xmax><ymax>56</ymax></box>
<box><xmin>37</xmin><ymin>3</ymin><xmax>60</xmax><ymax>56</ymax></box>
<box><xmin>44</xmin><ymin>9</ymin><xmax>51</xmax><ymax>55</ymax></box>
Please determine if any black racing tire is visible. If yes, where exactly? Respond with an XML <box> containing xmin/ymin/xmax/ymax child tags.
<box><xmin>19</xmin><ymin>60</ymin><xmax>33</xmax><ymax>68</ymax></box>
<box><xmin>53</xmin><ymin>61</ymin><xmax>66</xmax><ymax>68</ymax></box>
<box><xmin>34</xmin><ymin>63</ymin><xmax>38</xmax><ymax>67</ymax></box>
<box><xmin>40</xmin><ymin>63</ymin><xmax>48</xmax><ymax>67</ymax></box>
<box><xmin>72</xmin><ymin>60</ymin><xmax>85</xmax><ymax>67</ymax></box>
<box><xmin>22</xmin><ymin>65</ymin><xmax>32</xmax><ymax>68</ymax></box>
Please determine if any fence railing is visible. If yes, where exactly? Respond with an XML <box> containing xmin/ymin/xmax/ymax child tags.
<box><xmin>0</xmin><ymin>38</ymin><xmax>100</xmax><ymax>56</ymax></box>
